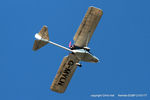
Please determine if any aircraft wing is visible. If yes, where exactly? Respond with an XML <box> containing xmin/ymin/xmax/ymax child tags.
<box><xmin>73</xmin><ymin>6</ymin><xmax>103</xmax><ymax>47</ymax></box>
<box><xmin>50</xmin><ymin>53</ymin><xmax>79</xmax><ymax>93</ymax></box>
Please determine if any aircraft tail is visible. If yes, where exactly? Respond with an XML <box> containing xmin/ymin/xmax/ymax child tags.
<box><xmin>32</xmin><ymin>25</ymin><xmax>49</xmax><ymax>51</ymax></box>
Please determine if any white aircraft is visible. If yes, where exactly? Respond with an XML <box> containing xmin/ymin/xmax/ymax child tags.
<box><xmin>33</xmin><ymin>6</ymin><xmax>103</xmax><ymax>93</ymax></box>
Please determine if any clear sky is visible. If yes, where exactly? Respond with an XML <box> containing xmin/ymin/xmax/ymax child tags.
<box><xmin>0</xmin><ymin>0</ymin><xmax>150</xmax><ymax>100</ymax></box>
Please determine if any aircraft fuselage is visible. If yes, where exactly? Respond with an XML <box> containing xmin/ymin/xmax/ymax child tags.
<box><xmin>72</xmin><ymin>49</ymin><xmax>99</xmax><ymax>63</ymax></box>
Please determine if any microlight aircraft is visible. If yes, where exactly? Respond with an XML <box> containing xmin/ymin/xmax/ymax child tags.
<box><xmin>33</xmin><ymin>6</ymin><xmax>103</xmax><ymax>93</ymax></box>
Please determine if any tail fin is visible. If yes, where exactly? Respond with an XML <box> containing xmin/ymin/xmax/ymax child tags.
<box><xmin>32</xmin><ymin>25</ymin><xmax>49</xmax><ymax>51</ymax></box>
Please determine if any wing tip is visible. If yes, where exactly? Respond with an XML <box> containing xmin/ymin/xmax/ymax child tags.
<box><xmin>50</xmin><ymin>86</ymin><xmax>65</xmax><ymax>93</ymax></box>
<box><xmin>43</xmin><ymin>25</ymin><xmax>48</xmax><ymax>28</ymax></box>
<box><xmin>89</xmin><ymin>6</ymin><xmax>103</xmax><ymax>14</ymax></box>
<box><xmin>89</xmin><ymin>6</ymin><xmax>102</xmax><ymax>10</ymax></box>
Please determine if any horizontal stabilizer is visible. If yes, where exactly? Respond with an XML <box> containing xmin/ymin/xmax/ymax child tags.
<box><xmin>33</xmin><ymin>26</ymin><xmax>49</xmax><ymax>51</ymax></box>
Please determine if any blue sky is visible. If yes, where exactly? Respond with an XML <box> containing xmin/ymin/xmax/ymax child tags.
<box><xmin>0</xmin><ymin>0</ymin><xmax>150</xmax><ymax>100</ymax></box>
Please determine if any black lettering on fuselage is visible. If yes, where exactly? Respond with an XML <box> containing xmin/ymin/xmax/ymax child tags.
<box><xmin>57</xmin><ymin>60</ymin><xmax>74</xmax><ymax>86</ymax></box>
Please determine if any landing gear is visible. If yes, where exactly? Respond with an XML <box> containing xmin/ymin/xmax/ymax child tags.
<box><xmin>76</xmin><ymin>63</ymin><xmax>82</xmax><ymax>67</ymax></box>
